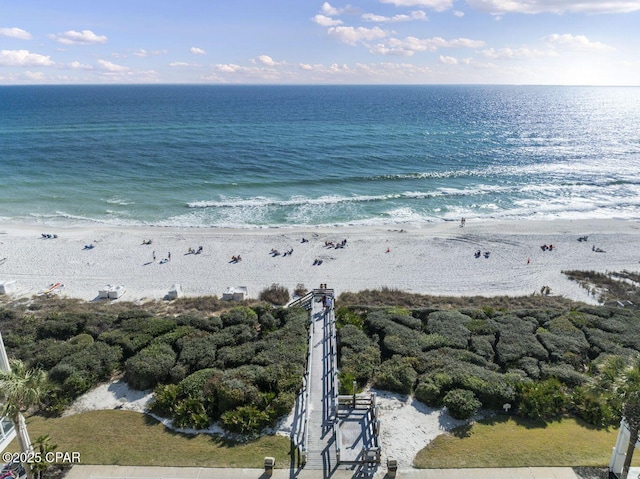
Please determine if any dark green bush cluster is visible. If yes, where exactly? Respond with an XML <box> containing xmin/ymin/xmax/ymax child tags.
<box><xmin>334</xmin><ymin>303</ymin><xmax>640</xmax><ymax>427</ymax></box>
<box><xmin>144</xmin><ymin>307</ymin><xmax>308</xmax><ymax>434</ymax></box>
<box><xmin>0</xmin><ymin>300</ymin><xmax>307</xmax><ymax>432</ymax></box>
<box><xmin>338</xmin><ymin>324</ymin><xmax>380</xmax><ymax>389</ymax></box>
<box><xmin>494</xmin><ymin>315</ymin><xmax>548</xmax><ymax>365</ymax></box>
<box><xmin>442</xmin><ymin>389</ymin><xmax>482</xmax><ymax>420</ymax></box>
<box><xmin>424</xmin><ymin>310</ymin><xmax>473</xmax><ymax>349</ymax></box>
<box><xmin>125</xmin><ymin>343</ymin><xmax>177</xmax><ymax>390</ymax></box>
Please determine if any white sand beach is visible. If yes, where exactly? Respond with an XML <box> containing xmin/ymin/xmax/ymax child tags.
<box><xmin>1</xmin><ymin>218</ymin><xmax>639</xmax><ymax>304</ymax></box>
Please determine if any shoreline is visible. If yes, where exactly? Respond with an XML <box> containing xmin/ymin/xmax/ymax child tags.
<box><xmin>1</xmin><ymin>218</ymin><xmax>639</xmax><ymax>304</ymax></box>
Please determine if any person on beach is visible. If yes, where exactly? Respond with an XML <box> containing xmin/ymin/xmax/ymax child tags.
<box><xmin>152</xmin><ymin>251</ymin><xmax>156</xmax><ymax>262</ymax></box>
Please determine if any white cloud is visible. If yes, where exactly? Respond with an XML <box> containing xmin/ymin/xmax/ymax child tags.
<box><xmin>254</xmin><ymin>55</ymin><xmax>284</xmax><ymax>66</ymax></box>
<box><xmin>379</xmin><ymin>0</ymin><xmax>454</xmax><ymax>12</ymax></box>
<box><xmin>24</xmin><ymin>71</ymin><xmax>45</xmax><ymax>80</ymax></box>
<box><xmin>190</xmin><ymin>47</ymin><xmax>207</xmax><ymax>55</ymax></box>
<box><xmin>321</xmin><ymin>2</ymin><xmax>343</xmax><ymax>16</ymax></box>
<box><xmin>133</xmin><ymin>49</ymin><xmax>167</xmax><ymax>57</ymax></box>
<box><xmin>0</xmin><ymin>50</ymin><xmax>54</xmax><ymax>67</ymax></box>
<box><xmin>439</xmin><ymin>55</ymin><xmax>459</xmax><ymax>64</ymax></box>
<box><xmin>479</xmin><ymin>47</ymin><xmax>558</xmax><ymax>59</ymax></box>
<box><xmin>369</xmin><ymin>36</ymin><xmax>485</xmax><ymax>55</ymax></box>
<box><xmin>291</xmin><ymin>61</ymin><xmax>432</xmax><ymax>81</ymax></box>
<box><xmin>51</xmin><ymin>30</ymin><xmax>107</xmax><ymax>45</ymax></box>
<box><xmin>67</xmin><ymin>60</ymin><xmax>93</xmax><ymax>70</ymax></box>
<box><xmin>312</xmin><ymin>14</ymin><xmax>344</xmax><ymax>26</ymax></box>
<box><xmin>466</xmin><ymin>0</ymin><xmax>640</xmax><ymax>15</ymax></box>
<box><xmin>453</xmin><ymin>10</ymin><xmax>465</xmax><ymax>17</ymax></box>
<box><xmin>216</xmin><ymin>64</ymin><xmax>243</xmax><ymax>73</ymax></box>
<box><xmin>0</xmin><ymin>27</ymin><xmax>32</xmax><ymax>40</ymax></box>
<box><xmin>362</xmin><ymin>10</ymin><xmax>427</xmax><ymax>22</ymax></box>
<box><xmin>327</xmin><ymin>26</ymin><xmax>388</xmax><ymax>45</ymax></box>
<box><xmin>97</xmin><ymin>59</ymin><xmax>129</xmax><ymax>72</ymax></box>
<box><xmin>544</xmin><ymin>33</ymin><xmax>614</xmax><ymax>52</ymax></box>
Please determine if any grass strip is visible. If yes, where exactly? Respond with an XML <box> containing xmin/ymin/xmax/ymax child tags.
<box><xmin>6</xmin><ymin>410</ymin><xmax>293</xmax><ymax>468</ymax></box>
<box><xmin>414</xmin><ymin>416</ymin><xmax>640</xmax><ymax>468</ymax></box>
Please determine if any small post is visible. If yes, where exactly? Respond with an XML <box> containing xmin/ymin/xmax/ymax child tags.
<box><xmin>264</xmin><ymin>456</ymin><xmax>275</xmax><ymax>476</ymax></box>
<box><xmin>352</xmin><ymin>380</ymin><xmax>357</xmax><ymax>407</ymax></box>
<box><xmin>387</xmin><ymin>458</ymin><xmax>398</xmax><ymax>478</ymax></box>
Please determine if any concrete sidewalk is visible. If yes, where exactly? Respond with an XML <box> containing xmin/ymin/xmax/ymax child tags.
<box><xmin>64</xmin><ymin>465</ymin><xmax>583</xmax><ymax>479</ymax></box>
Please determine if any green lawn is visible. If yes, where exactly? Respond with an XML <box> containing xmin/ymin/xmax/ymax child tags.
<box><xmin>415</xmin><ymin>415</ymin><xmax>640</xmax><ymax>468</ymax></box>
<box><xmin>6</xmin><ymin>410</ymin><xmax>294</xmax><ymax>468</ymax></box>
<box><xmin>7</xmin><ymin>411</ymin><xmax>639</xmax><ymax>470</ymax></box>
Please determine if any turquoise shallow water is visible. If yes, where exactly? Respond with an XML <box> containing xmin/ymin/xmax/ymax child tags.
<box><xmin>1</xmin><ymin>85</ymin><xmax>639</xmax><ymax>228</ymax></box>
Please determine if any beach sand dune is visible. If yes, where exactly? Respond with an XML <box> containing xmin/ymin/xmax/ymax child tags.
<box><xmin>1</xmin><ymin>219</ymin><xmax>639</xmax><ymax>304</ymax></box>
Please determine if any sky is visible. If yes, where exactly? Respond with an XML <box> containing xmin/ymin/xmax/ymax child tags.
<box><xmin>1</xmin><ymin>0</ymin><xmax>639</xmax><ymax>85</ymax></box>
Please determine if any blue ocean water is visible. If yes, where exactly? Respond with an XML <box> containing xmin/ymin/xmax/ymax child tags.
<box><xmin>1</xmin><ymin>85</ymin><xmax>639</xmax><ymax>228</ymax></box>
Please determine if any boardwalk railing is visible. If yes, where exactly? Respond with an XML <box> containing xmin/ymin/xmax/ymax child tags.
<box><xmin>296</xmin><ymin>291</ymin><xmax>315</xmax><ymax>464</ymax></box>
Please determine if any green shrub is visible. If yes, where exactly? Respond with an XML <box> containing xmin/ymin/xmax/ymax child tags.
<box><xmin>150</xmin><ymin>384</ymin><xmax>179</xmax><ymax>417</ymax></box>
<box><xmin>121</xmin><ymin>316</ymin><xmax>177</xmax><ymax>335</ymax></box>
<box><xmin>173</xmin><ymin>397</ymin><xmax>211</xmax><ymax>429</ymax></box>
<box><xmin>169</xmin><ymin>363</ymin><xmax>188</xmax><ymax>383</ymax></box>
<box><xmin>469</xmin><ymin>335</ymin><xmax>495</xmax><ymax>360</ymax></box>
<box><xmin>340</xmin><ymin>344</ymin><xmax>381</xmax><ymax>386</ymax></box>
<box><xmin>178</xmin><ymin>368</ymin><xmax>219</xmax><ymax>398</ymax></box>
<box><xmin>98</xmin><ymin>329</ymin><xmax>154</xmax><ymax>358</ymax></box>
<box><xmin>221</xmin><ymin>307</ymin><xmax>259</xmax><ymax>327</ymax></box>
<box><xmin>494</xmin><ymin>315</ymin><xmax>549</xmax><ymax>365</ymax></box>
<box><xmin>373</xmin><ymin>355</ymin><xmax>417</xmax><ymax>394</ymax></box>
<box><xmin>49</xmin><ymin>363</ymin><xmax>77</xmax><ymax>383</ymax></box>
<box><xmin>62</xmin><ymin>372</ymin><xmax>93</xmax><ymax>398</ymax></box>
<box><xmin>517</xmin><ymin>378</ymin><xmax>567</xmax><ymax>419</ymax></box>
<box><xmin>537</xmin><ymin>316</ymin><xmax>590</xmax><ymax>362</ymax></box>
<box><xmin>258</xmin><ymin>312</ymin><xmax>280</xmax><ymax>333</ymax></box>
<box><xmin>418</xmin><ymin>333</ymin><xmax>452</xmax><ymax>351</ymax></box>
<box><xmin>516</xmin><ymin>357</ymin><xmax>541</xmax><ymax>379</ymax></box>
<box><xmin>539</xmin><ymin>363</ymin><xmax>587</xmax><ymax>386</ymax></box>
<box><xmin>221</xmin><ymin>406</ymin><xmax>272</xmax><ymax>434</ymax></box>
<box><xmin>223</xmin><ymin>324</ymin><xmax>258</xmax><ymax>345</ymax></box>
<box><xmin>386</xmin><ymin>310</ymin><xmax>421</xmax><ymax>330</ymax></box>
<box><xmin>336</xmin><ymin>307</ymin><xmax>364</xmax><ymax>330</ymax></box>
<box><xmin>32</xmin><ymin>334</ymin><xmax>95</xmax><ymax>369</ymax></box>
<box><xmin>443</xmin><ymin>389</ymin><xmax>481</xmax><ymax>420</ymax></box>
<box><xmin>36</xmin><ymin>313</ymin><xmax>87</xmax><ymax>340</ymax></box>
<box><xmin>125</xmin><ymin>343</ymin><xmax>176</xmax><ymax>390</ymax></box>
<box><xmin>216</xmin><ymin>343</ymin><xmax>259</xmax><ymax>368</ymax></box>
<box><xmin>151</xmin><ymin>326</ymin><xmax>197</xmax><ymax>349</ymax></box>
<box><xmin>258</xmin><ymin>284</ymin><xmax>290</xmax><ymax>306</ymax></box>
<box><xmin>424</xmin><ymin>311</ymin><xmax>472</xmax><ymax>349</ymax></box>
<box><xmin>415</xmin><ymin>380</ymin><xmax>441</xmax><ymax>407</ymax></box>
<box><xmin>213</xmin><ymin>376</ymin><xmax>246</xmax><ymax>416</ymax></box>
<box><xmin>571</xmin><ymin>386</ymin><xmax>618</xmax><ymax>427</ymax></box>
<box><xmin>53</xmin><ymin>342</ymin><xmax>122</xmax><ymax>383</ymax></box>
<box><xmin>176</xmin><ymin>315</ymin><xmax>223</xmax><ymax>332</ymax></box>
<box><xmin>176</xmin><ymin>334</ymin><xmax>218</xmax><ymax>372</ymax></box>
<box><xmin>268</xmin><ymin>391</ymin><xmax>296</xmax><ymax>418</ymax></box>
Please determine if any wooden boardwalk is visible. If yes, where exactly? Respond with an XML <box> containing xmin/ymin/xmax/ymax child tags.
<box><xmin>304</xmin><ymin>292</ymin><xmax>339</xmax><ymax>472</ymax></box>
<box><xmin>296</xmin><ymin>290</ymin><xmax>380</xmax><ymax>478</ymax></box>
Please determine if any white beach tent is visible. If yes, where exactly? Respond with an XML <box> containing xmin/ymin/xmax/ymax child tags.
<box><xmin>167</xmin><ymin>283</ymin><xmax>183</xmax><ymax>300</ymax></box>
<box><xmin>0</xmin><ymin>280</ymin><xmax>17</xmax><ymax>295</ymax></box>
